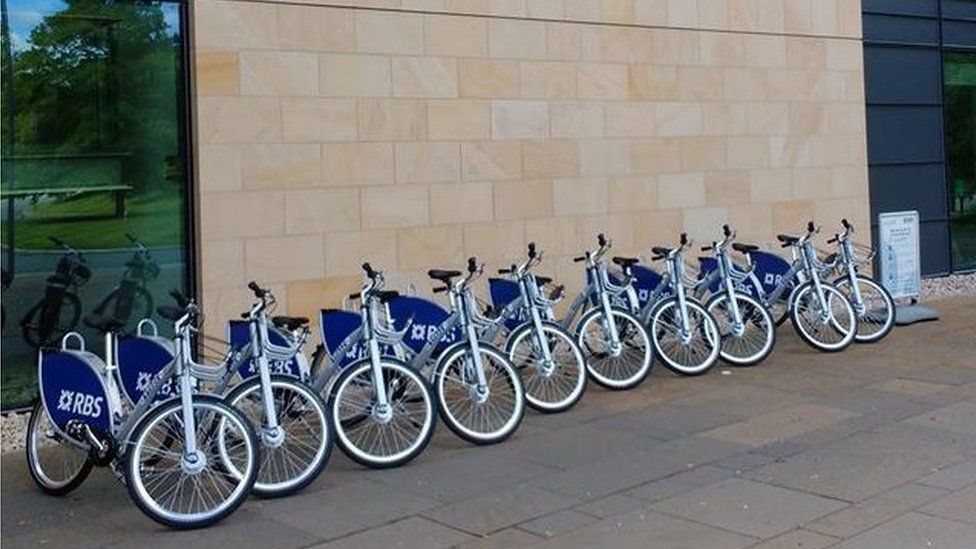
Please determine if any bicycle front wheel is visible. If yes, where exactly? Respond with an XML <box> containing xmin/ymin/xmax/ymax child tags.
<box><xmin>225</xmin><ymin>375</ymin><xmax>333</xmax><ymax>498</ymax></box>
<box><xmin>435</xmin><ymin>344</ymin><xmax>525</xmax><ymax>444</ymax></box>
<box><xmin>507</xmin><ymin>322</ymin><xmax>586</xmax><ymax>413</ymax></box>
<box><xmin>833</xmin><ymin>275</ymin><xmax>895</xmax><ymax>343</ymax></box>
<box><xmin>26</xmin><ymin>401</ymin><xmax>93</xmax><ymax>496</ymax></box>
<box><xmin>577</xmin><ymin>307</ymin><xmax>653</xmax><ymax>390</ymax></box>
<box><xmin>125</xmin><ymin>396</ymin><xmax>259</xmax><ymax>529</ymax></box>
<box><xmin>789</xmin><ymin>282</ymin><xmax>857</xmax><ymax>352</ymax></box>
<box><xmin>706</xmin><ymin>292</ymin><xmax>776</xmax><ymax>366</ymax></box>
<box><xmin>649</xmin><ymin>298</ymin><xmax>721</xmax><ymax>376</ymax></box>
<box><xmin>329</xmin><ymin>358</ymin><xmax>435</xmax><ymax>469</ymax></box>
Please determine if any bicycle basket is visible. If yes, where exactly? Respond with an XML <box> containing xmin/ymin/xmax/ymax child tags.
<box><xmin>851</xmin><ymin>242</ymin><xmax>875</xmax><ymax>265</ymax></box>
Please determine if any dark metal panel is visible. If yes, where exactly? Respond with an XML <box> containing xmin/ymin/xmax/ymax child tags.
<box><xmin>941</xmin><ymin>0</ymin><xmax>976</xmax><ymax>21</ymax></box>
<box><xmin>863</xmin><ymin>0</ymin><xmax>939</xmax><ymax>17</ymax></box>
<box><xmin>866</xmin><ymin>106</ymin><xmax>945</xmax><ymax>163</ymax></box>
<box><xmin>942</xmin><ymin>20</ymin><xmax>976</xmax><ymax>48</ymax></box>
<box><xmin>864</xmin><ymin>46</ymin><xmax>943</xmax><ymax>104</ymax></box>
<box><xmin>864</xmin><ymin>14</ymin><xmax>940</xmax><ymax>44</ymax></box>
<box><xmin>868</xmin><ymin>163</ymin><xmax>948</xmax><ymax>220</ymax></box>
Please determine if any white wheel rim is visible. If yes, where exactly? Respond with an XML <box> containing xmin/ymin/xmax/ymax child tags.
<box><xmin>836</xmin><ymin>278</ymin><xmax>894</xmax><ymax>341</ymax></box>
<box><xmin>708</xmin><ymin>294</ymin><xmax>775</xmax><ymax>365</ymax></box>
<box><xmin>437</xmin><ymin>347</ymin><xmax>523</xmax><ymax>441</ymax></box>
<box><xmin>227</xmin><ymin>380</ymin><xmax>330</xmax><ymax>493</ymax></box>
<box><xmin>28</xmin><ymin>405</ymin><xmax>89</xmax><ymax>489</ymax></box>
<box><xmin>793</xmin><ymin>285</ymin><xmax>856</xmax><ymax>350</ymax></box>
<box><xmin>332</xmin><ymin>362</ymin><xmax>433</xmax><ymax>465</ymax></box>
<box><xmin>509</xmin><ymin>326</ymin><xmax>586</xmax><ymax>409</ymax></box>
<box><xmin>577</xmin><ymin>310</ymin><xmax>652</xmax><ymax>388</ymax></box>
<box><xmin>129</xmin><ymin>401</ymin><xmax>255</xmax><ymax>524</ymax></box>
<box><xmin>651</xmin><ymin>301</ymin><xmax>720</xmax><ymax>374</ymax></box>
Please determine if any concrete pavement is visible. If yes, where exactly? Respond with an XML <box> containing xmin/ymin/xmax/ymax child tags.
<box><xmin>2</xmin><ymin>297</ymin><xmax>975</xmax><ymax>548</ymax></box>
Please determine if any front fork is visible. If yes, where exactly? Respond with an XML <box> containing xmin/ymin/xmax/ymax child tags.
<box><xmin>722</xmin><ymin>276</ymin><xmax>745</xmax><ymax>336</ymax></box>
<box><xmin>464</xmin><ymin>323</ymin><xmax>490</xmax><ymax>402</ymax></box>
<box><xmin>367</xmin><ymin>336</ymin><xmax>393</xmax><ymax>422</ymax></box>
<box><xmin>250</xmin><ymin>322</ymin><xmax>283</xmax><ymax>446</ymax></box>
<box><xmin>177</xmin><ymin>365</ymin><xmax>204</xmax><ymax>472</ymax></box>
<box><xmin>598</xmin><ymin>291</ymin><xmax>622</xmax><ymax>354</ymax></box>
<box><xmin>528</xmin><ymin>304</ymin><xmax>555</xmax><ymax>376</ymax></box>
<box><xmin>845</xmin><ymin>267</ymin><xmax>866</xmax><ymax>315</ymax></box>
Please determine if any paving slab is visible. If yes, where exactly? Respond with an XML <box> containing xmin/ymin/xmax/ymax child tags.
<box><xmin>650</xmin><ymin>477</ymin><xmax>846</xmax><ymax>538</ymax></box>
<box><xmin>573</xmin><ymin>493</ymin><xmax>648</xmax><ymax>519</ymax></box>
<box><xmin>626</xmin><ymin>465</ymin><xmax>734</xmax><ymax>503</ymax></box>
<box><xmin>311</xmin><ymin>517</ymin><xmax>474</xmax><ymax>549</ymax></box>
<box><xmin>918</xmin><ymin>458</ymin><xmax>976</xmax><ymax>490</ymax></box>
<box><xmin>804</xmin><ymin>482</ymin><xmax>949</xmax><ymax>539</ymax></box>
<box><xmin>833</xmin><ymin>512</ymin><xmax>976</xmax><ymax>549</ymax></box>
<box><xmin>702</xmin><ymin>403</ymin><xmax>858</xmax><ymax>447</ymax></box>
<box><xmin>422</xmin><ymin>484</ymin><xmax>577</xmax><ymax>536</ymax></box>
<box><xmin>503</xmin><ymin>423</ymin><xmax>659</xmax><ymax>469</ymax></box>
<box><xmin>904</xmin><ymin>401</ymin><xmax>976</xmax><ymax>437</ymax></box>
<box><xmin>749</xmin><ymin>423</ymin><xmax>973</xmax><ymax>502</ymax></box>
<box><xmin>518</xmin><ymin>508</ymin><xmax>600</xmax><ymax>538</ymax></box>
<box><xmin>867</xmin><ymin>378</ymin><xmax>952</xmax><ymax>397</ymax></box>
<box><xmin>457</xmin><ymin>528</ymin><xmax>544</xmax><ymax>548</ymax></box>
<box><xmin>253</xmin><ymin>478</ymin><xmax>441</xmax><ymax>540</ymax></box>
<box><xmin>587</xmin><ymin>402</ymin><xmax>741</xmax><ymax>441</ymax></box>
<box><xmin>531</xmin><ymin>508</ymin><xmax>756</xmax><ymax>549</ymax></box>
<box><xmin>669</xmin><ymin>384</ymin><xmax>814</xmax><ymax>418</ymax></box>
<box><xmin>919</xmin><ymin>483</ymin><xmax>976</xmax><ymax>525</ymax></box>
<box><xmin>746</xmin><ymin>528</ymin><xmax>839</xmax><ymax>549</ymax></box>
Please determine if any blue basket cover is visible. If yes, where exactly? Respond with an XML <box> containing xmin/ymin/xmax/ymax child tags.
<box><xmin>630</xmin><ymin>264</ymin><xmax>666</xmax><ymax>309</ymax></box>
<box><xmin>747</xmin><ymin>251</ymin><xmax>792</xmax><ymax>297</ymax></box>
<box><xmin>387</xmin><ymin>296</ymin><xmax>460</xmax><ymax>354</ymax></box>
<box><xmin>227</xmin><ymin>320</ymin><xmax>303</xmax><ymax>379</ymax></box>
<box><xmin>488</xmin><ymin>278</ymin><xmax>525</xmax><ymax>331</ymax></box>
<box><xmin>39</xmin><ymin>349</ymin><xmax>113</xmax><ymax>433</ymax></box>
<box><xmin>320</xmin><ymin>309</ymin><xmax>366</xmax><ymax>368</ymax></box>
<box><xmin>117</xmin><ymin>336</ymin><xmax>176</xmax><ymax>405</ymax></box>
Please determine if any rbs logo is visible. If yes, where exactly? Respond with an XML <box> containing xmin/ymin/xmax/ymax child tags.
<box><xmin>56</xmin><ymin>389</ymin><xmax>104</xmax><ymax>418</ymax></box>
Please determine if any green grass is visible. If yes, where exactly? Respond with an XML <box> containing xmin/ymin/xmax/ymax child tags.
<box><xmin>4</xmin><ymin>189</ymin><xmax>185</xmax><ymax>250</ymax></box>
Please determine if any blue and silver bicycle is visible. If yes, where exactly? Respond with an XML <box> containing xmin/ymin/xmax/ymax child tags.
<box><xmin>482</xmin><ymin>243</ymin><xmax>587</xmax><ymax>413</ymax></box>
<box><xmin>388</xmin><ymin>258</ymin><xmax>526</xmax><ymax>445</ymax></box>
<box><xmin>26</xmin><ymin>304</ymin><xmax>259</xmax><ymax>529</ymax></box>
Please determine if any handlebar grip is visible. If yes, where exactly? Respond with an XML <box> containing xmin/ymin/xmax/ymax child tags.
<box><xmin>597</xmin><ymin>233</ymin><xmax>607</xmax><ymax>247</ymax></box>
<box><xmin>827</xmin><ymin>236</ymin><xmax>838</xmax><ymax>244</ymax></box>
<box><xmin>842</xmin><ymin>218</ymin><xmax>851</xmax><ymax>229</ymax></box>
<box><xmin>467</xmin><ymin>257</ymin><xmax>478</xmax><ymax>273</ymax></box>
<box><xmin>498</xmin><ymin>268</ymin><xmax>512</xmax><ymax>275</ymax></box>
<box><xmin>573</xmin><ymin>256</ymin><xmax>586</xmax><ymax>263</ymax></box>
<box><xmin>680</xmin><ymin>232</ymin><xmax>688</xmax><ymax>245</ymax></box>
<box><xmin>781</xmin><ymin>241</ymin><xmax>791</xmax><ymax>248</ymax></box>
<box><xmin>362</xmin><ymin>262</ymin><xmax>376</xmax><ymax>278</ymax></box>
<box><xmin>248</xmin><ymin>281</ymin><xmax>266</xmax><ymax>298</ymax></box>
<box><xmin>348</xmin><ymin>292</ymin><xmax>361</xmax><ymax>301</ymax></box>
<box><xmin>807</xmin><ymin>220</ymin><xmax>815</xmax><ymax>233</ymax></box>
<box><xmin>723</xmin><ymin>224</ymin><xmax>731</xmax><ymax>237</ymax></box>
<box><xmin>433</xmin><ymin>286</ymin><xmax>448</xmax><ymax>294</ymax></box>
<box><xmin>701</xmin><ymin>245</ymin><xmax>711</xmax><ymax>252</ymax></box>
<box><xmin>651</xmin><ymin>254</ymin><xmax>665</xmax><ymax>261</ymax></box>
<box><xmin>248</xmin><ymin>281</ymin><xmax>267</xmax><ymax>298</ymax></box>
<box><xmin>528</xmin><ymin>242</ymin><xmax>536</xmax><ymax>258</ymax></box>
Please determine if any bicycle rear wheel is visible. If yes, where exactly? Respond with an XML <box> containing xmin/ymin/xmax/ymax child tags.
<box><xmin>26</xmin><ymin>401</ymin><xmax>93</xmax><ymax>496</ymax></box>
<box><xmin>125</xmin><ymin>396</ymin><xmax>258</xmax><ymax>529</ymax></box>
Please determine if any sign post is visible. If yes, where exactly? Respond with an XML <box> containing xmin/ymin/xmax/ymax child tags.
<box><xmin>878</xmin><ymin>210</ymin><xmax>937</xmax><ymax>324</ymax></box>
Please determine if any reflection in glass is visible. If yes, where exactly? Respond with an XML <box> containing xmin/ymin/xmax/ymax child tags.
<box><xmin>945</xmin><ymin>51</ymin><xmax>976</xmax><ymax>272</ymax></box>
<box><xmin>1</xmin><ymin>0</ymin><xmax>189</xmax><ymax>409</ymax></box>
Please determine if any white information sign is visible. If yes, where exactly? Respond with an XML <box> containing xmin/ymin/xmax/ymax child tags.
<box><xmin>878</xmin><ymin>211</ymin><xmax>920</xmax><ymax>299</ymax></box>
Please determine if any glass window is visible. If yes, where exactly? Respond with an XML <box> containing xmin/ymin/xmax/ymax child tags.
<box><xmin>945</xmin><ymin>50</ymin><xmax>976</xmax><ymax>272</ymax></box>
<box><xmin>1</xmin><ymin>0</ymin><xmax>191</xmax><ymax>409</ymax></box>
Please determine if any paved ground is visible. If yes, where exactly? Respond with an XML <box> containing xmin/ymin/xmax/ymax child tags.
<box><xmin>3</xmin><ymin>297</ymin><xmax>975</xmax><ymax>548</ymax></box>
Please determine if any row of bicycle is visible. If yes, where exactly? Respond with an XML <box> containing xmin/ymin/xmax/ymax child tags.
<box><xmin>27</xmin><ymin>218</ymin><xmax>895</xmax><ymax>529</ymax></box>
